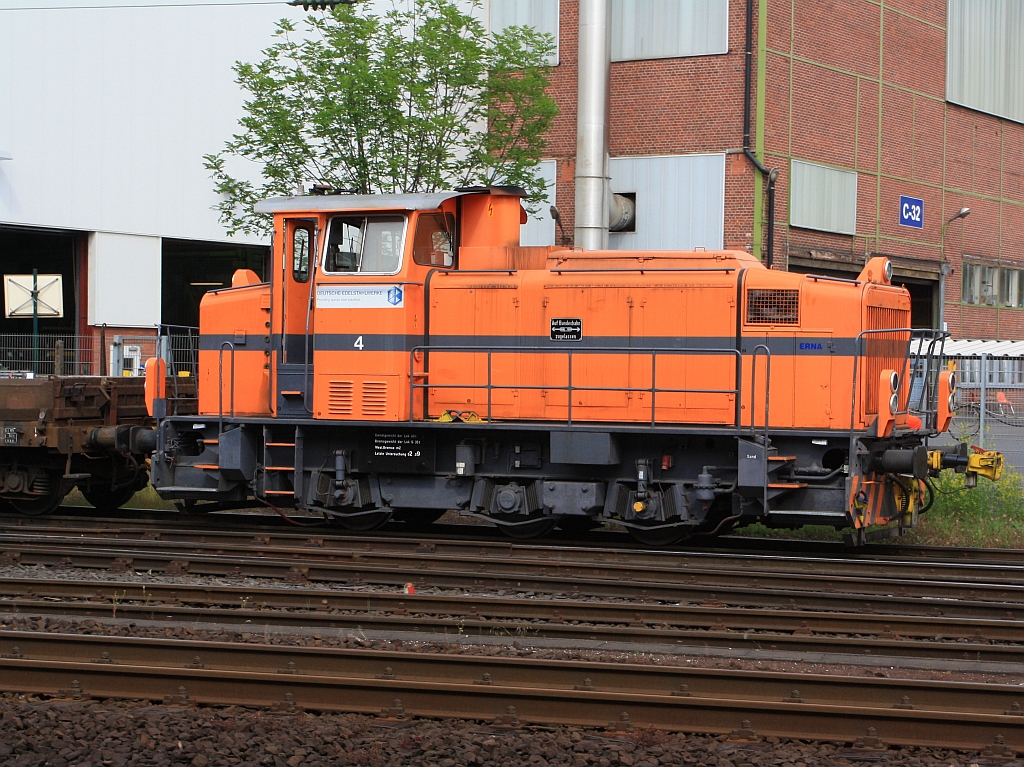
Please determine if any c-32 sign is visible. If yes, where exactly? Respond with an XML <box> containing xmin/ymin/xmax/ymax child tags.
<box><xmin>899</xmin><ymin>196</ymin><xmax>924</xmax><ymax>229</ymax></box>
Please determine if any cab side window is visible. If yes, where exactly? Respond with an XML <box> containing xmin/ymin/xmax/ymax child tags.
<box><xmin>413</xmin><ymin>213</ymin><xmax>455</xmax><ymax>267</ymax></box>
<box><xmin>292</xmin><ymin>226</ymin><xmax>312</xmax><ymax>283</ymax></box>
<box><xmin>325</xmin><ymin>216</ymin><xmax>406</xmax><ymax>274</ymax></box>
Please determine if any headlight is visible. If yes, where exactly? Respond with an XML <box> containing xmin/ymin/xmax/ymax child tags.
<box><xmin>948</xmin><ymin>391</ymin><xmax>956</xmax><ymax>412</ymax></box>
<box><xmin>884</xmin><ymin>260</ymin><xmax>893</xmax><ymax>282</ymax></box>
<box><xmin>889</xmin><ymin>371</ymin><xmax>899</xmax><ymax>392</ymax></box>
<box><xmin>889</xmin><ymin>391</ymin><xmax>899</xmax><ymax>414</ymax></box>
<box><xmin>948</xmin><ymin>372</ymin><xmax>956</xmax><ymax>393</ymax></box>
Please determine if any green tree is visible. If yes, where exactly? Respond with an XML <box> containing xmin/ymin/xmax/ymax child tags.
<box><xmin>205</xmin><ymin>0</ymin><xmax>557</xmax><ymax>237</ymax></box>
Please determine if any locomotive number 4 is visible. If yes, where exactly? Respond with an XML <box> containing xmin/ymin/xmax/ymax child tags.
<box><xmin>354</xmin><ymin>336</ymin><xmax>364</xmax><ymax>350</ymax></box>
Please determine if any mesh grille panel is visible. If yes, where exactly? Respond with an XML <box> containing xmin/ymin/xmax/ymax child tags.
<box><xmin>746</xmin><ymin>289</ymin><xmax>800</xmax><ymax>325</ymax></box>
<box><xmin>863</xmin><ymin>306</ymin><xmax>911</xmax><ymax>415</ymax></box>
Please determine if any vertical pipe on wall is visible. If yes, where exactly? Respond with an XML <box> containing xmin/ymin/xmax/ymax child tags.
<box><xmin>574</xmin><ymin>0</ymin><xmax>611</xmax><ymax>251</ymax></box>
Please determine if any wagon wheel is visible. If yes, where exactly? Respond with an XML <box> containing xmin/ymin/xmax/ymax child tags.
<box><xmin>627</xmin><ymin>523</ymin><xmax>691</xmax><ymax>547</ymax></box>
<box><xmin>329</xmin><ymin>508</ymin><xmax>392</xmax><ymax>532</ymax></box>
<box><xmin>497</xmin><ymin>515</ymin><xmax>557</xmax><ymax>540</ymax></box>
<box><xmin>82</xmin><ymin>484</ymin><xmax>138</xmax><ymax>511</ymax></box>
<box><xmin>9</xmin><ymin>471</ymin><xmax>66</xmax><ymax>517</ymax></box>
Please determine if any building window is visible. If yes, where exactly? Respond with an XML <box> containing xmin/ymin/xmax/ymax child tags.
<box><xmin>962</xmin><ymin>263</ymin><xmax>980</xmax><ymax>304</ymax></box>
<box><xmin>981</xmin><ymin>265</ymin><xmax>999</xmax><ymax>305</ymax></box>
<box><xmin>611</xmin><ymin>0</ymin><xmax>728</xmax><ymax>61</ymax></box>
<box><xmin>490</xmin><ymin>0</ymin><xmax>559</xmax><ymax>65</ymax></box>
<box><xmin>962</xmin><ymin>262</ymin><xmax>1002</xmax><ymax>306</ymax></box>
<box><xmin>947</xmin><ymin>0</ymin><xmax>1024</xmax><ymax>125</ymax></box>
<box><xmin>789</xmin><ymin>160</ymin><xmax>858</xmax><ymax>236</ymax></box>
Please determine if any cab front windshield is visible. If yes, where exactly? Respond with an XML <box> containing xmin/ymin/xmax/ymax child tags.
<box><xmin>324</xmin><ymin>215</ymin><xmax>405</xmax><ymax>274</ymax></box>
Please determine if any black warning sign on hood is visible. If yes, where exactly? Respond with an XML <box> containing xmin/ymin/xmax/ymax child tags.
<box><xmin>550</xmin><ymin>318</ymin><xmax>582</xmax><ymax>341</ymax></box>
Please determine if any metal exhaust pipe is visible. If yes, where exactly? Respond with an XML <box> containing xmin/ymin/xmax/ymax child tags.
<box><xmin>574</xmin><ymin>0</ymin><xmax>611</xmax><ymax>251</ymax></box>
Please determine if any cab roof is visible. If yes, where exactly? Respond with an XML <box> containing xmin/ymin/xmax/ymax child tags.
<box><xmin>253</xmin><ymin>186</ymin><xmax>525</xmax><ymax>215</ymax></box>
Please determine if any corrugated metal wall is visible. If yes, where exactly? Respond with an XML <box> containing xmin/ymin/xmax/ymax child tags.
<box><xmin>946</xmin><ymin>0</ymin><xmax>1024</xmax><ymax>125</ymax></box>
<box><xmin>611</xmin><ymin>0</ymin><xmax>728</xmax><ymax>61</ymax></box>
<box><xmin>789</xmin><ymin>160</ymin><xmax>858</xmax><ymax>236</ymax></box>
<box><xmin>608</xmin><ymin>154</ymin><xmax>725</xmax><ymax>250</ymax></box>
<box><xmin>520</xmin><ymin>159</ymin><xmax>557</xmax><ymax>246</ymax></box>
<box><xmin>490</xmin><ymin>0</ymin><xmax>560</xmax><ymax>64</ymax></box>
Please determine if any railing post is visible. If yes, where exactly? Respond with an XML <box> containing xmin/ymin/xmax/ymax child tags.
<box><xmin>53</xmin><ymin>339</ymin><xmax>64</xmax><ymax>377</ymax></box>
<box><xmin>110</xmin><ymin>336</ymin><xmax>124</xmax><ymax>377</ymax></box>
<box><xmin>979</xmin><ymin>352</ymin><xmax>988</xmax><ymax>449</ymax></box>
<box><xmin>99</xmin><ymin>324</ymin><xmax>107</xmax><ymax>376</ymax></box>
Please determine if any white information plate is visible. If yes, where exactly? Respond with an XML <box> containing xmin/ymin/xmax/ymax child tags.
<box><xmin>316</xmin><ymin>285</ymin><xmax>404</xmax><ymax>309</ymax></box>
<box><xmin>4</xmin><ymin>274</ymin><xmax>64</xmax><ymax>318</ymax></box>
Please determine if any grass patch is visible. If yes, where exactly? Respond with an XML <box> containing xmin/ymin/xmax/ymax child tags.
<box><xmin>732</xmin><ymin>467</ymin><xmax>1024</xmax><ymax>548</ymax></box>
<box><xmin>63</xmin><ymin>485</ymin><xmax>178</xmax><ymax>511</ymax></box>
<box><xmin>901</xmin><ymin>467</ymin><xmax>1024</xmax><ymax>548</ymax></box>
<box><xmin>731</xmin><ymin>522</ymin><xmax>845</xmax><ymax>543</ymax></box>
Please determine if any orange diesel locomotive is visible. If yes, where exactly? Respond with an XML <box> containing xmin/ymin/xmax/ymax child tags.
<box><xmin>149</xmin><ymin>186</ymin><xmax>1001</xmax><ymax>545</ymax></box>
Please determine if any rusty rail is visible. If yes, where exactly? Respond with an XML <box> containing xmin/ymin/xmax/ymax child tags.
<box><xmin>0</xmin><ymin>631</ymin><xmax>1021</xmax><ymax>751</ymax></box>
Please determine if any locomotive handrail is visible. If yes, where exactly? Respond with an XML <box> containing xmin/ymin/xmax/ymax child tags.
<box><xmin>408</xmin><ymin>344</ymin><xmax>763</xmax><ymax>432</ymax></box>
<box><xmin>847</xmin><ymin>327</ymin><xmax>946</xmax><ymax>478</ymax></box>
<box><xmin>750</xmin><ymin>344</ymin><xmax>772</xmax><ymax>511</ymax></box>
<box><xmin>549</xmin><ymin>267</ymin><xmax>737</xmax><ymax>275</ymax></box>
<box><xmin>217</xmin><ymin>341</ymin><xmax>236</xmax><ymax>435</ymax></box>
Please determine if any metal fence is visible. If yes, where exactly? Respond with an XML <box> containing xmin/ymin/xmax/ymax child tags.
<box><xmin>931</xmin><ymin>353</ymin><xmax>1024</xmax><ymax>478</ymax></box>
<box><xmin>0</xmin><ymin>327</ymin><xmax>199</xmax><ymax>378</ymax></box>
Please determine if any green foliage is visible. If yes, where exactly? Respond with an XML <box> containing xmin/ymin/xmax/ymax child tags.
<box><xmin>902</xmin><ymin>466</ymin><xmax>1024</xmax><ymax>548</ymax></box>
<box><xmin>733</xmin><ymin>467</ymin><xmax>1024</xmax><ymax>548</ymax></box>
<box><xmin>204</xmin><ymin>0</ymin><xmax>558</xmax><ymax>236</ymax></box>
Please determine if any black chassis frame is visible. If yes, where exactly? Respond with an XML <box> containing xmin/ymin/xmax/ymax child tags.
<box><xmin>150</xmin><ymin>415</ymin><xmax>929</xmax><ymax>531</ymax></box>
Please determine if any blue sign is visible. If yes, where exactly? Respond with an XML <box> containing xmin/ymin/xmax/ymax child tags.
<box><xmin>899</xmin><ymin>196</ymin><xmax>924</xmax><ymax>229</ymax></box>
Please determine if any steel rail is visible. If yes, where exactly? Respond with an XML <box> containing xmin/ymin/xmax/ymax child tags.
<box><xmin>2</xmin><ymin>576</ymin><xmax>1022</xmax><ymax>642</ymax></box>
<box><xmin>0</xmin><ymin>633</ymin><xmax>1021</xmax><ymax>751</ymax></box>
<box><xmin>6</xmin><ymin>519</ymin><xmax>1024</xmax><ymax>585</ymax></box>
<box><xmin>6</xmin><ymin>581</ymin><xmax>1024</xmax><ymax>655</ymax></box>
<box><xmin>2</xmin><ymin>630</ymin><xmax>1023</xmax><ymax>716</ymax></box>
<box><xmin>2</xmin><ymin>540</ymin><xmax>1023</xmax><ymax>622</ymax></box>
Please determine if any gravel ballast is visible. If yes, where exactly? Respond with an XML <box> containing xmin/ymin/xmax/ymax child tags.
<box><xmin>0</xmin><ymin>695</ymin><xmax>1011</xmax><ymax>767</ymax></box>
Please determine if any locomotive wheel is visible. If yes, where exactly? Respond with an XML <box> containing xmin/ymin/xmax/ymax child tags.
<box><xmin>330</xmin><ymin>509</ymin><xmax>392</xmax><ymax>531</ymax></box>
<box><xmin>497</xmin><ymin>516</ymin><xmax>557</xmax><ymax>540</ymax></box>
<box><xmin>9</xmin><ymin>472</ymin><xmax>65</xmax><ymax>517</ymax></box>
<box><xmin>394</xmin><ymin>509</ymin><xmax>446</xmax><ymax>529</ymax></box>
<box><xmin>627</xmin><ymin>523</ymin><xmax>690</xmax><ymax>547</ymax></box>
<box><xmin>82</xmin><ymin>484</ymin><xmax>138</xmax><ymax>511</ymax></box>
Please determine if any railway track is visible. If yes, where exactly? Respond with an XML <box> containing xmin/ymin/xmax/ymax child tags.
<box><xmin>2</xmin><ymin>575</ymin><xmax>1024</xmax><ymax>662</ymax></box>
<box><xmin>12</xmin><ymin>506</ymin><xmax>1024</xmax><ymax>567</ymax></box>
<box><xmin>2</xmin><ymin>524</ymin><xmax>1024</xmax><ymax>593</ymax></box>
<box><xmin>1</xmin><ymin>630</ymin><xmax>1023</xmax><ymax>751</ymax></box>
<box><xmin>3</xmin><ymin>512</ymin><xmax>1024</xmax><ymax>753</ymax></box>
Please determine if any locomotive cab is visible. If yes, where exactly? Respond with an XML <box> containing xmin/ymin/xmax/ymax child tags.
<box><xmin>153</xmin><ymin>186</ymin><xmax>1002</xmax><ymax>545</ymax></box>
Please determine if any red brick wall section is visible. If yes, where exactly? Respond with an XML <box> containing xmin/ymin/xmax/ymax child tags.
<box><xmin>542</xmin><ymin>0</ymin><xmax>1023</xmax><ymax>339</ymax></box>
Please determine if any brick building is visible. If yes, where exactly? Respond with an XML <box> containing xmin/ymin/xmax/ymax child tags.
<box><xmin>502</xmin><ymin>0</ymin><xmax>1024</xmax><ymax>338</ymax></box>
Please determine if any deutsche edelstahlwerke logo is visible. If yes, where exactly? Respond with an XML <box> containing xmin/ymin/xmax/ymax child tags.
<box><xmin>387</xmin><ymin>286</ymin><xmax>403</xmax><ymax>306</ymax></box>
